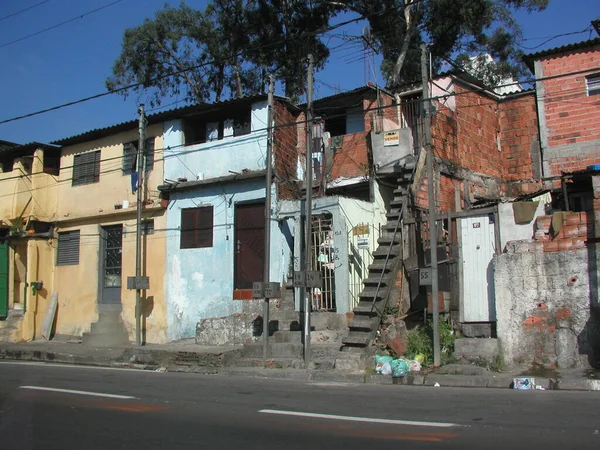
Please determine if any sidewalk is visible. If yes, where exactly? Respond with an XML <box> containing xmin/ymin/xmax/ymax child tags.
<box><xmin>1</xmin><ymin>339</ymin><xmax>599</xmax><ymax>391</ymax></box>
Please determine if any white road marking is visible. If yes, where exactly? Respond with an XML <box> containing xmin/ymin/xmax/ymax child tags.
<box><xmin>0</xmin><ymin>361</ymin><xmax>155</xmax><ymax>373</ymax></box>
<box><xmin>20</xmin><ymin>386</ymin><xmax>137</xmax><ymax>399</ymax></box>
<box><xmin>259</xmin><ymin>409</ymin><xmax>458</xmax><ymax>428</ymax></box>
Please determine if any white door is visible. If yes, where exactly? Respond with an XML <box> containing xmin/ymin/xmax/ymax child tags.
<box><xmin>460</xmin><ymin>216</ymin><xmax>496</xmax><ymax>322</ymax></box>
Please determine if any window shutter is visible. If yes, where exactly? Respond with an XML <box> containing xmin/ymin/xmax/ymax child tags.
<box><xmin>73</xmin><ymin>151</ymin><xmax>100</xmax><ymax>186</ymax></box>
<box><xmin>57</xmin><ymin>230</ymin><xmax>80</xmax><ymax>265</ymax></box>
<box><xmin>145</xmin><ymin>138</ymin><xmax>155</xmax><ymax>171</ymax></box>
<box><xmin>122</xmin><ymin>142</ymin><xmax>136</xmax><ymax>175</ymax></box>
<box><xmin>180</xmin><ymin>206</ymin><xmax>213</xmax><ymax>249</ymax></box>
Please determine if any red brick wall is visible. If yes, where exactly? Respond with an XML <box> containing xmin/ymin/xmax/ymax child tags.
<box><xmin>421</xmin><ymin>82</ymin><xmax>540</xmax><ymax>212</ymax></box>
<box><xmin>273</xmin><ymin>102</ymin><xmax>300</xmax><ymax>200</ymax></box>
<box><xmin>454</xmin><ymin>85</ymin><xmax>504</xmax><ymax>178</ymax></box>
<box><xmin>499</xmin><ymin>93</ymin><xmax>538</xmax><ymax>182</ymax></box>
<box><xmin>538</xmin><ymin>44</ymin><xmax>600</xmax><ymax>178</ymax></box>
<box><xmin>540</xmin><ymin>45</ymin><xmax>600</xmax><ymax>149</ymax></box>
<box><xmin>330</xmin><ymin>131</ymin><xmax>370</xmax><ymax>179</ymax></box>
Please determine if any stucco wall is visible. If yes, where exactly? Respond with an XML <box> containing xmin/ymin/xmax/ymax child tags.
<box><xmin>57</xmin><ymin>124</ymin><xmax>164</xmax><ymax>219</ymax></box>
<box><xmin>498</xmin><ymin>201</ymin><xmax>546</xmax><ymax>250</ymax></box>
<box><xmin>165</xmin><ymin>179</ymin><xmax>269</xmax><ymax>341</ymax></box>
<box><xmin>163</xmin><ymin>101</ymin><xmax>268</xmax><ymax>182</ymax></box>
<box><xmin>52</xmin><ymin>211</ymin><xmax>168</xmax><ymax>343</ymax></box>
<box><xmin>495</xmin><ymin>246</ymin><xmax>600</xmax><ymax>368</ymax></box>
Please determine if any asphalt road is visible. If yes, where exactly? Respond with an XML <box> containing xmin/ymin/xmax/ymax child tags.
<box><xmin>0</xmin><ymin>362</ymin><xmax>599</xmax><ymax>450</ymax></box>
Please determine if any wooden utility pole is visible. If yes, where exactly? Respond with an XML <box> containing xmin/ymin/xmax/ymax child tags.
<box><xmin>304</xmin><ymin>54</ymin><xmax>314</xmax><ymax>367</ymax></box>
<box><xmin>262</xmin><ymin>75</ymin><xmax>275</xmax><ymax>366</ymax></box>
<box><xmin>421</xmin><ymin>44</ymin><xmax>440</xmax><ymax>366</ymax></box>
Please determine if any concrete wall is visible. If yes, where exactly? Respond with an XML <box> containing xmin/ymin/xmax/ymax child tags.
<box><xmin>52</xmin><ymin>211</ymin><xmax>168</xmax><ymax>343</ymax></box>
<box><xmin>498</xmin><ymin>201</ymin><xmax>547</xmax><ymax>250</ymax></box>
<box><xmin>495</xmin><ymin>246</ymin><xmax>600</xmax><ymax>369</ymax></box>
<box><xmin>163</xmin><ymin>101</ymin><xmax>268</xmax><ymax>182</ymax></box>
<box><xmin>165</xmin><ymin>179</ymin><xmax>272</xmax><ymax>341</ymax></box>
<box><xmin>57</xmin><ymin>124</ymin><xmax>164</xmax><ymax>219</ymax></box>
<box><xmin>0</xmin><ymin>161</ymin><xmax>32</xmax><ymax>221</ymax></box>
<box><xmin>279</xmin><ymin>193</ymin><xmax>384</xmax><ymax>314</ymax></box>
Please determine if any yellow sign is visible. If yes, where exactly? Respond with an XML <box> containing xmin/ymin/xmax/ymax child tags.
<box><xmin>353</xmin><ymin>225</ymin><xmax>369</xmax><ymax>236</ymax></box>
<box><xmin>383</xmin><ymin>131</ymin><xmax>400</xmax><ymax>146</ymax></box>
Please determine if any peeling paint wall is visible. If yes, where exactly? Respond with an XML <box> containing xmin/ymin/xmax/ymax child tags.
<box><xmin>279</xmin><ymin>192</ymin><xmax>385</xmax><ymax>315</ymax></box>
<box><xmin>495</xmin><ymin>247</ymin><xmax>600</xmax><ymax>368</ymax></box>
<box><xmin>165</xmin><ymin>179</ymin><xmax>272</xmax><ymax>341</ymax></box>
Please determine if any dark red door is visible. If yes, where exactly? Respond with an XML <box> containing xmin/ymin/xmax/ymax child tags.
<box><xmin>234</xmin><ymin>202</ymin><xmax>265</xmax><ymax>289</ymax></box>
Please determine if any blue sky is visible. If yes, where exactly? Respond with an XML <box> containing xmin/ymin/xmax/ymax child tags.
<box><xmin>0</xmin><ymin>0</ymin><xmax>598</xmax><ymax>145</ymax></box>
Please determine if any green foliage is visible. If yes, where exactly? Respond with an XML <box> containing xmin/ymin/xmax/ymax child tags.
<box><xmin>337</xmin><ymin>0</ymin><xmax>549</xmax><ymax>86</ymax></box>
<box><xmin>107</xmin><ymin>1</ymin><xmax>550</xmax><ymax>105</ymax></box>
<box><xmin>405</xmin><ymin>318</ymin><xmax>456</xmax><ymax>366</ymax></box>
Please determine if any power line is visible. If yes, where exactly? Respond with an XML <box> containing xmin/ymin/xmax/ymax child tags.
<box><xmin>0</xmin><ymin>0</ymin><xmax>125</xmax><ymax>49</ymax></box>
<box><xmin>0</xmin><ymin>11</ymin><xmax>382</xmax><ymax>127</ymax></box>
<box><xmin>0</xmin><ymin>0</ymin><xmax>51</xmax><ymax>22</ymax></box>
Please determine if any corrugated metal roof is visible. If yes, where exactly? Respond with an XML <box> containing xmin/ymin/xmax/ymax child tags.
<box><xmin>523</xmin><ymin>38</ymin><xmax>600</xmax><ymax>71</ymax></box>
<box><xmin>0</xmin><ymin>141</ymin><xmax>58</xmax><ymax>154</ymax></box>
<box><xmin>51</xmin><ymin>93</ymin><xmax>292</xmax><ymax>146</ymax></box>
<box><xmin>158</xmin><ymin>169</ymin><xmax>266</xmax><ymax>192</ymax></box>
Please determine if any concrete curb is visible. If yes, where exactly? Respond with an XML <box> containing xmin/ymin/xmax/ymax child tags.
<box><xmin>2</xmin><ymin>347</ymin><xmax>599</xmax><ymax>391</ymax></box>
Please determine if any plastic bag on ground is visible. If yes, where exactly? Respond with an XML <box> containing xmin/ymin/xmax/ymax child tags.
<box><xmin>408</xmin><ymin>360</ymin><xmax>421</xmax><ymax>372</ymax></box>
<box><xmin>378</xmin><ymin>362</ymin><xmax>392</xmax><ymax>375</ymax></box>
<box><xmin>390</xmin><ymin>358</ymin><xmax>409</xmax><ymax>378</ymax></box>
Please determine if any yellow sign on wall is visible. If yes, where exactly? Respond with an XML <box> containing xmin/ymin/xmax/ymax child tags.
<box><xmin>353</xmin><ymin>224</ymin><xmax>369</xmax><ymax>236</ymax></box>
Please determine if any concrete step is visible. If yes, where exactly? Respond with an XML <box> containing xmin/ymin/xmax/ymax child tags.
<box><xmin>372</xmin><ymin>246</ymin><xmax>401</xmax><ymax>258</ymax></box>
<box><xmin>352</xmin><ymin>301</ymin><xmax>382</xmax><ymax>316</ymax></box>
<box><xmin>367</xmin><ymin>260</ymin><xmax>394</xmax><ymax>273</ymax></box>
<box><xmin>362</xmin><ymin>274</ymin><xmax>394</xmax><ymax>288</ymax></box>
<box><xmin>310</xmin><ymin>312</ymin><xmax>347</xmax><ymax>331</ymax></box>
<box><xmin>242</xmin><ymin>342</ymin><xmax>303</xmax><ymax>359</ymax></box>
<box><xmin>341</xmin><ymin>331</ymin><xmax>373</xmax><ymax>347</ymax></box>
<box><xmin>82</xmin><ymin>330</ymin><xmax>129</xmax><ymax>347</ymax></box>
<box><xmin>272</xmin><ymin>329</ymin><xmax>346</xmax><ymax>344</ymax></box>
<box><xmin>334</xmin><ymin>352</ymin><xmax>368</xmax><ymax>371</ymax></box>
<box><xmin>359</xmin><ymin>286</ymin><xmax>389</xmax><ymax>301</ymax></box>
<box><xmin>348</xmin><ymin>315</ymin><xmax>380</xmax><ymax>331</ymax></box>
<box><xmin>270</xmin><ymin>310</ymin><xmax>301</xmax><ymax>321</ymax></box>
<box><xmin>377</xmin><ymin>236</ymin><xmax>402</xmax><ymax>246</ymax></box>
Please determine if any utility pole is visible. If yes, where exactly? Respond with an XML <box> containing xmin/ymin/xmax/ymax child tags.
<box><xmin>421</xmin><ymin>44</ymin><xmax>440</xmax><ymax>366</ymax></box>
<box><xmin>135</xmin><ymin>104</ymin><xmax>146</xmax><ymax>347</ymax></box>
<box><xmin>262</xmin><ymin>75</ymin><xmax>275</xmax><ymax>366</ymax></box>
<box><xmin>304</xmin><ymin>54</ymin><xmax>314</xmax><ymax>367</ymax></box>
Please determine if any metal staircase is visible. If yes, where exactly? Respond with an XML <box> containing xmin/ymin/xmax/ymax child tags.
<box><xmin>341</xmin><ymin>156</ymin><xmax>416</xmax><ymax>352</ymax></box>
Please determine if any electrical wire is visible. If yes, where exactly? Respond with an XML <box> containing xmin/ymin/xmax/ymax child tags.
<box><xmin>0</xmin><ymin>0</ymin><xmax>51</xmax><ymax>22</ymax></box>
<box><xmin>0</xmin><ymin>0</ymin><xmax>126</xmax><ymax>49</ymax></box>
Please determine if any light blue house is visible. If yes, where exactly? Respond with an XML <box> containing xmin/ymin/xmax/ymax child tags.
<box><xmin>159</xmin><ymin>96</ymin><xmax>296</xmax><ymax>341</ymax></box>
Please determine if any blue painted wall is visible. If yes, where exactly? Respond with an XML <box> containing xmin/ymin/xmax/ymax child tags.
<box><xmin>164</xmin><ymin>101</ymin><xmax>269</xmax><ymax>181</ymax></box>
<box><xmin>162</xmin><ymin>101</ymin><xmax>292</xmax><ymax>341</ymax></box>
<box><xmin>165</xmin><ymin>180</ymin><xmax>266</xmax><ymax>340</ymax></box>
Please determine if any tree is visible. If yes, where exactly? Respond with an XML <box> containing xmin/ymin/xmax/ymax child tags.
<box><xmin>330</xmin><ymin>0</ymin><xmax>550</xmax><ymax>86</ymax></box>
<box><xmin>106</xmin><ymin>1</ymin><xmax>550</xmax><ymax>105</ymax></box>
<box><xmin>106</xmin><ymin>2</ymin><xmax>258</xmax><ymax>106</ymax></box>
<box><xmin>244</xmin><ymin>0</ymin><xmax>332</xmax><ymax>99</ymax></box>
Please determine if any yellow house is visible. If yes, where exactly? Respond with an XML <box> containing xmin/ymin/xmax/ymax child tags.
<box><xmin>0</xmin><ymin>116</ymin><xmax>170</xmax><ymax>344</ymax></box>
<box><xmin>0</xmin><ymin>141</ymin><xmax>61</xmax><ymax>342</ymax></box>
<box><xmin>50</xmin><ymin>121</ymin><xmax>168</xmax><ymax>344</ymax></box>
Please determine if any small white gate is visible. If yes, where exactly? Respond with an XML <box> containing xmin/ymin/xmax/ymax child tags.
<box><xmin>459</xmin><ymin>215</ymin><xmax>497</xmax><ymax>322</ymax></box>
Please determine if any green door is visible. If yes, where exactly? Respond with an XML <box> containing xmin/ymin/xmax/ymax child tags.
<box><xmin>0</xmin><ymin>243</ymin><xmax>8</xmax><ymax>318</ymax></box>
